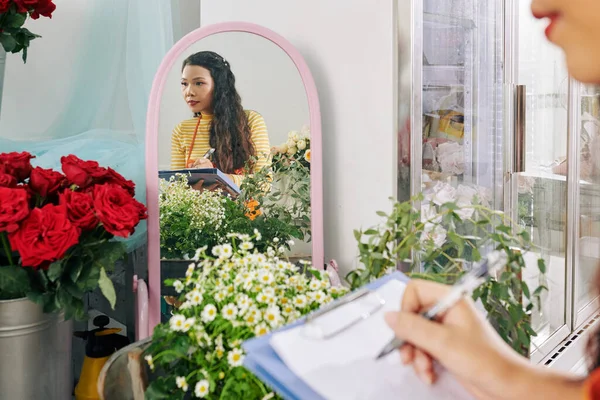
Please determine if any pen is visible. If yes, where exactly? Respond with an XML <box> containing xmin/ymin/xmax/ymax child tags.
<box><xmin>203</xmin><ymin>148</ymin><xmax>215</xmax><ymax>159</ymax></box>
<box><xmin>375</xmin><ymin>252</ymin><xmax>507</xmax><ymax>360</ymax></box>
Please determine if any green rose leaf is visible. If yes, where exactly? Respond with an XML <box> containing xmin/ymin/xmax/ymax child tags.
<box><xmin>0</xmin><ymin>265</ymin><xmax>29</xmax><ymax>300</ymax></box>
<box><xmin>0</xmin><ymin>33</ymin><xmax>17</xmax><ymax>52</ymax></box>
<box><xmin>98</xmin><ymin>267</ymin><xmax>116</xmax><ymax>309</ymax></box>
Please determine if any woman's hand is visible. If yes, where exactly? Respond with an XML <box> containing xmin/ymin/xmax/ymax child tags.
<box><xmin>384</xmin><ymin>280</ymin><xmax>577</xmax><ymax>400</ymax></box>
<box><xmin>188</xmin><ymin>157</ymin><xmax>213</xmax><ymax>169</ymax></box>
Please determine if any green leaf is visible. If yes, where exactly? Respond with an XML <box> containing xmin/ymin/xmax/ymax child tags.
<box><xmin>520</xmin><ymin>281</ymin><xmax>531</xmax><ymax>300</ymax></box>
<box><xmin>447</xmin><ymin>231</ymin><xmax>465</xmax><ymax>257</ymax></box>
<box><xmin>145</xmin><ymin>378</ymin><xmax>173</xmax><ymax>399</ymax></box>
<box><xmin>47</xmin><ymin>261</ymin><xmax>64</xmax><ymax>282</ymax></box>
<box><xmin>0</xmin><ymin>34</ymin><xmax>17</xmax><ymax>52</ymax></box>
<box><xmin>3</xmin><ymin>12</ymin><xmax>26</xmax><ymax>29</ymax></box>
<box><xmin>537</xmin><ymin>258</ymin><xmax>546</xmax><ymax>274</ymax></box>
<box><xmin>0</xmin><ymin>265</ymin><xmax>29</xmax><ymax>299</ymax></box>
<box><xmin>91</xmin><ymin>241</ymin><xmax>126</xmax><ymax>273</ymax></box>
<box><xmin>98</xmin><ymin>268</ymin><xmax>117</xmax><ymax>309</ymax></box>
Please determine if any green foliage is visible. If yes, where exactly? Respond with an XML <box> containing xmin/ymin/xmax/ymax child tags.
<box><xmin>347</xmin><ymin>194</ymin><xmax>547</xmax><ymax>356</ymax></box>
<box><xmin>145</xmin><ymin>235</ymin><xmax>347</xmax><ymax>400</ymax></box>
<box><xmin>0</xmin><ymin>3</ymin><xmax>47</xmax><ymax>62</ymax></box>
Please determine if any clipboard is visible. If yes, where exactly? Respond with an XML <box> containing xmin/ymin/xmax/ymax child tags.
<box><xmin>158</xmin><ymin>168</ymin><xmax>241</xmax><ymax>195</ymax></box>
<box><xmin>242</xmin><ymin>272</ymin><xmax>410</xmax><ymax>400</ymax></box>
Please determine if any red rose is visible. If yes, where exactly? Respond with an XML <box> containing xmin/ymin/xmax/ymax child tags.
<box><xmin>0</xmin><ymin>165</ymin><xmax>17</xmax><ymax>188</ymax></box>
<box><xmin>0</xmin><ymin>152</ymin><xmax>35</xmax><ymax>182</ymax></box>
<box><xmin>0</xmin><ymin>187</ymin><xmax>30</xmax><ymax>233</ymax></box>
<box><xmin>93</xmin><ymin>184</ymin><xmax>147</xmax><ymax>238</ymax></box>
<box><xmin>8</xmin><ymin>204</ymin><xmax>80</xmax><ymax>269</ymax></box>
<box><xmin>59</xmin><ymin>190</ymin><xmax>98</xmax><ymax>231</ymax></box>
<box><xmin>97</xmin><ymin>168</ymin><xmax>136</xmax><ymax>196</ymax></box>
<box><xmin>12</xmin><ymin>0</ymin><xmax>37</xmax><ymax>13</ymax></box>
<box><xmin>30</xmin><ymin>0</ymin><xmax>55</xmax><ymax>19</ymax></box>
<box><xmin>29</xmin><ymin>167</ymin><xmax>66</xmax><ymax>197</ymax></box>
<box><xmin>61</xmin><ymin>154</ymin><xmax>107</xmax><ymax>188</ymax></box>
<box><xmin>0</xmin><ymin>0</ymin><xmax>11</xmax><ymax>13</ymax></box>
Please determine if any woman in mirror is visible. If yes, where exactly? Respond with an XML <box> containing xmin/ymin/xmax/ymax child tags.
<box><xmin>170</xmin><ymin>51</ymin><xmax>271</xmax><ymax>187</ymax></box>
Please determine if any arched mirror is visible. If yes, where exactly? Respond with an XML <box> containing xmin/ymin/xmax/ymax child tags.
<box><xmin>142</xmin><ymin>22</ymin><xmax>323</xmax><ymax>334</ymax></box>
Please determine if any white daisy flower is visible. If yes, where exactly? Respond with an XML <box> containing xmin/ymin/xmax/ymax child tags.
<box><xmin>264</xmin><ymin>306</ymin><xmax>282</xmax><ymax>327</ymax></box>
<box><xmin>236</xmin><ymin>294</ymin><xmax>251</xmax><ymax>312</ymax></box>
<box><xmin>169</xmin><ymin>314</ymin><xmax>186</xmax><ymax>332</ymax></box>
<box><xmin>257</xmin><ymin>291</ymin><xmax>271</xmax><ymax>304</ymax></box>
<box><xmin>214</xmin><ymin>291</ymin><xmax>226</xmax><ymax>302</ymax></box>
<box><xmin>254</xmin><ymin>323</ymin><xmax>270</xmax><ymax>337</ymax></box>
<box><xmin>182</xmin><ymin>317</ymin><xmax>195</xmax><ymax>332</ymax></box>
<box><xmin>144</xmin><ymin>355</ymin><xmax>154</xmax><ymax>371</ymax></box>
<box><xmin>186</xmin><ymin>263</ymin><xmax>195</xmax><ymax>278</ymax></box>
<box><xmin>220</xmin><ymin>244</ymin><xmax>233</xmax><ymax>259</ymax></box>
<box><xmin>227</xmin><ymin>348</ymin><xmax>245</xmax><ymax>367</ymax></box>
<box><xmin>173</xmin><ymin>280</ymin><xmax>184</xmax><ymax>293</ymax></box>
<box><xmin>240</xmin><ymin>241</ymin><xmax>254</xmax><ymax>251</ymax></box>
<box><xmin>282</xmin><ymin>304</ymin><xmax>295</xmax><ymax>315</ymax></box>
<box><xmin>222</xmin><ymin>303</ymin><xmax>238</xmax><ymax>320</ymax></box>
<box><xmin>201</xmin><ymin>304</ymin><xmax>217</xmax><ymax>323</ymax></box>
<box><xmin>263</xmin><ymin>287</ymin><xmax>276</xmax><ymax>296</ymax></box>
<box><xmin>320</xmin><ymin>280</ymin><xmax>330</xmax><ymax>289</ymax></box>
<box><xmin>186</xmin><ymin>289</ymin><xmax>203</xmax><ymax>306</ymax></box>
<box><xmin>194</xmin><ymin>379</ymin><xmax>210</xmax><ymax>398</ymax></box>
<box><xmin>179</xmin><ymin>301</ymin><xmax>192</xmax><ymax>310</ymax></box>
<box><xmin>212</xmin><ymin>245</ymin><xmax>223</xmax><ymax>257</ymax></box>
<box><xmin>176</xmin><ymin>376</ymin><xmax>189</xmax><ymax>392</ymax></box>
<box><xmin>245</xmin><ymin>311</ymin><xmax>260</xmax><ymax>325</ymax></box>
<box><xmin>309</xmin><ymin>280</ymin><xmax>320</xmax><ymax>291</ymax></box>
<box><xmin>311</xmin><ymin>291</ymin><xmax>326</xmax><ymax>304</ymax></box>
<box><xmin>293</xmin><ymin>295</ymin><xmax>307</xmax><ymax>308</ymax></box>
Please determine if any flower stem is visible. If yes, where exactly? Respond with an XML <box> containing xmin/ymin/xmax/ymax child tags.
<box><xmin>1</xmin><ymin>233</ymin><xmax>14</xmax><ymax>266</ymax></box>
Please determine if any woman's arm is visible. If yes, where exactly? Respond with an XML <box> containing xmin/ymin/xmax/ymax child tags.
<box><xmin>227</xmin><ymin>111</ymin><xmax>271</xmax><ymax>186</ymax></box>
<box><xmin>170</xmin><ymin>124</ymin><xmax>186</xmax><ymax>170</ymax></box>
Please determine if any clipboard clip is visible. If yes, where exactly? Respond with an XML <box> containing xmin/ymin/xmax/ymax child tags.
<box><xmin>302</xmin><ymin>287</ymin><xmax>386</xmax><ymax>340</ymax></box>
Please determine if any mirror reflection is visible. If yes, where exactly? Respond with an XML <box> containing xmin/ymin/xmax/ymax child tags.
<box><xmin>157</xmin><ymin>32</ymin><xmax>312</xmax><ymax>272</ymax></box>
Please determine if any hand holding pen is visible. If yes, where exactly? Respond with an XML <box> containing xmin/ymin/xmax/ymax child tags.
<box><xmin>379</xmin><ymin>253</ymin><xmax>536</xmax><ymax>398</ymax></box>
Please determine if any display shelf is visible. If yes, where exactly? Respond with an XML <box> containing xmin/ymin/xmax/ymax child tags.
<box><xmin>424</xmin><ymin>12</ymin><xmax>476</xmax><ymax>29</ymax></box>
<box><xmin>424</xmin><ymin>65</ymin><xmax>465</xmax><ymax>86</ymax></box>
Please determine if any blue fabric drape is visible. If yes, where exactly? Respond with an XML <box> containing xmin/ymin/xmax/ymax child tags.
<box><xmin>0</xmin><ymin>0</ymin><xmax>173</xmax><ymax>251</ymax></box>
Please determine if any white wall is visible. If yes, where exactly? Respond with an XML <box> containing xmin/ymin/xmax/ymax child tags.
<box><xmin>200</xmin><ymin>0</ymin><xmax>398</xmax><ymax>275</ymax></box>
<box><xmin>158</xmin><ymin>31</ymin><xmax>309</xmax><ymax>169</ymax></box>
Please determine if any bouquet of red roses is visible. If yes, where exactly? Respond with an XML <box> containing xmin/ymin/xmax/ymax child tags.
<box><xmin>0</xmin><ymin>151</ymin><xmax>147</xmax><ymax>320</ymax></box>
<box><xmin>0</xmin><ymin>0</ymin><xmax>56</xmax><ymax>62</ymax></box>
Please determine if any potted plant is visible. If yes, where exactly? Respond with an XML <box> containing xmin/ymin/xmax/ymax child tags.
<box><xmin>347</xmin><ymin>181</ymin><xmax>547</xmax><ymax>355</ymax></box>
<box><xmin>0</xmin><ymin>151</ymin><xmax>147</xmax><ymax>399</ymax></box>
<box><xmin>142</xmin><ymin>234</ymin><xmax>347</xmax><ymax>399</ymax></box>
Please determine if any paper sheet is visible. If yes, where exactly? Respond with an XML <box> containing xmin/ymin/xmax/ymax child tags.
<box><xmin>270</xmin><ymin>280</ymin><xmax>475</xmax><ymax>400</ymax></box>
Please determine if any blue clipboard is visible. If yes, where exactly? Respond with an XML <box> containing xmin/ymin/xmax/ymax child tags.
<box><xmin>158</xmin><ymin>168</ymin><xmax>240</xmax><ymax>195</ymax></box>
<box><xmin>242</xmin><ymin>271</ymin><xmax>410</xmax><ymax>400</ymax></box>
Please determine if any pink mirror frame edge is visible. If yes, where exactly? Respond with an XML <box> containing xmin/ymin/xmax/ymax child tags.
<box><xmin>142</xmin><ymin>21</ymin><xmax>324</xmax><ymax>337</ymax></box>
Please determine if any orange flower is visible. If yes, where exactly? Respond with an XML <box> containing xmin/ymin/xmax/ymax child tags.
<box><xmin>304</xmin><ymin>149</ymin><xmax>311</xmax><ymax>163</ymax></box>
<box><xmin>244</xmin><ymin>199</ymin><xmax>262</xmax><ymax>221</ymax></box>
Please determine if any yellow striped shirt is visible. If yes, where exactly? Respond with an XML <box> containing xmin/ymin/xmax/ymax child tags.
<box><xmin>170</xmin><ymin>110</ymin><xmax>271</xmax><ymax>186</ymax></box>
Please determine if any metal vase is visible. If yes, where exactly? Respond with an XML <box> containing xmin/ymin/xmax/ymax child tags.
<box><xmin>0</xmin><ymin>297</ymin><xmax>73</xmax><ymax>400</ymax></box>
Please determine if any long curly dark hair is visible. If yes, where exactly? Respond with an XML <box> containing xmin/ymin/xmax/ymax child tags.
<box><xmin>182</xmin><ymin>51</ymin><xmax>255</xmax><ymax>174</ymax></box>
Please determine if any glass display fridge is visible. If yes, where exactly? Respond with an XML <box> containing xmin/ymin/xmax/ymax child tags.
<box><xmin>396</xmin><ymin>0</ymin><xmax>600</xmax><ymax>368</ymax></box>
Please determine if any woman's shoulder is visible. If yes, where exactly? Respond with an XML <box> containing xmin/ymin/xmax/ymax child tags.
<box><xmin>173</xmin><ymin>118</ymin><xmax>200</xmax><ymax>133</ymax></box>
<box><xmin>244</xmin><ymin>110</ymin><xmax>267</xmax><ymax>130</ymax></box>
<box><xmin>244</xmin><ymin>109</ymin><xmax>264</xmax><ymax>121</ymax></box>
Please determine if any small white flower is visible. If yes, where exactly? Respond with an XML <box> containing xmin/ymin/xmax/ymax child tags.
<box><xmin>169</xmin><ymin>314</ymin><xmax>186</xmax><ymax>332</ymax></box>
<box><xmin>179</xmin><ymin>301</ymin><xmax>192</xmax><ymax>310</ymax></box>
<box><xmin>309</xmin><ymin>280</ymin><xmax>320</xmax><ymax>291</ymax></box>
<box><xmin>257</xmin><ymin>291</ymin><xmax>272</xmax><ymax>304</ymax></box>
<box><xmin>264</xmin><ymin>306</ymin><xmax>282</xmax><ymax>327</ymax></box>
<box><xmin>176</xmin><ymin>376</ymin><xmax>189</xmax><ymax>392</ymax></box>
<box><xmin>296</xmin><ymin>139</ymin><xmax>307</xmax><ymax>150</ymax></box>
<box><xmin>240</xmin><ymin>241</ymin><xmax>254</xmax><ymax>251</ymax></box>
<box><xmin>254</xmin><ymin>323</ymin><xmax>270</xmax><ymax>336</ymax></box>
<box><xmin>287</xmin><ymin>240</ymin><xmax>295</xmax><ymax>246</ymax></box>
<box><xmin>282</xmin><ymin>304</ymin><xmax>295</xmax><ymax>315</ymax></box>
<box><xmin>320</xmin><ymin>279</ymin><xmax>330</xmax><ymax>290</ymax></box>
<box><xmin>186</xmin><ymin>289</ymin><xmax>203</xmax><ymax>306</ymax></box>
<box><xmin>227</xmin><ymin>348</ymin><xmax>245</xmax><ymax>367</ymax></box>
<box><xmin>236</xmin><ymin>294</ymin><xmax>251</xmax><ymax>311</ymax></box>
<box><xmin>183</xmin><ymin>317</ymin><xmax>195</xmax><ymax>332</ymax></box>
<box><xmin>186</xmin><ymin>263</ymin><xmax>195</xmax><ymax>278</ymax></box>
<box><xmin>173</xmin><ymin>280</ymin><xmax>184</xmax><ymax>293</ymax></box>
<box><xmin>222</xmin><ymin>303</ymin><xmax>239</xmax><ymax>320</ymax></box>
<box><xmin>245</xmin><ymin>311</ymin><xmax>261</xmax><ymax>325</ymax></box>
<box><xmin>311</xmin><ymin>291</ymin><xmax>326</xmax><ymax>304</ymax></box>
<box><xmin>195</xmin><ymin>379</ymin><xmax>210</xmax><ymax>398</ymax></box>
<box><xmin>254</xmin><ymin>229</ymin><xmax>262</xmax><ymax>241</ymax></box>
<box><xmin>293</xmin><ymin>295</ymin><xmax>307</xmax><ymax>308</ymax></box>
<box><xmin>258</xmin><ymin>270</ymin><xmax>275</xmax><ymax>285</ymax></box>
<box><xmin>214</xmin><ymin>291</ymin><xmax>226</xmax><ymax>302</ymax></box>
<box><xmin>144</xmin><ymin>355</ymin><xmax>154</xmax><ymax>371</ymax></box>
<box><xmin>278</xmin><ymin>246</ymin><xmax>286</xmax><ymax>254</ymax></box>
<box><xmin>267</xmin><ymin>247</ymin><xmax>276</xmax><ymax>257</ymax></box>
<box><xmin>220</xmin><ymin>244</ymin><xmax>233</xmax><ymax>259</ymax></box>
<box><xmin>262</xmin><ymin>392</ymin><xmax>275</xmax><ymax>400</ymax></box>
<box><xmin>273</xmin><ymin>237</ymin><xmax>280</xmax><ymax>243</ymax></box>
<box><xmin>202</xmin><ymin>304</ymin><xmax>217</xmax><ymax>322</ymax></box>
<box><xmin>212</xmin><ymin>245</ymin><xmax>223</xmax><ymax>257</ymax></box>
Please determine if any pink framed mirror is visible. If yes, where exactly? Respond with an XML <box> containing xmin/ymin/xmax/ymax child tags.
<box><xmin>141</xmin><ymin>22</ymin><xmax>324</xmax><ymax>336</ymax></box>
